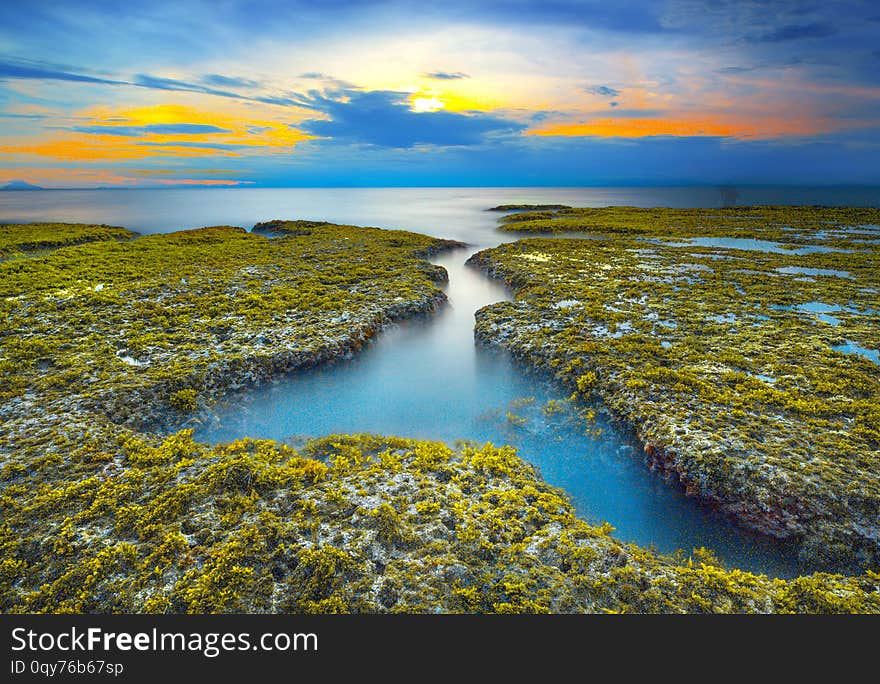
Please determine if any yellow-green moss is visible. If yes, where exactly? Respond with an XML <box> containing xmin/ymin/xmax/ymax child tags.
<box><xmin>2</xmin><ymin>432</ymin><xmax>878</xmax><ymax>614</ymax></box>
<box><xmin>470</xmin><ymin>205</ymin><xmax>880</xmax><ymax>571</ymax></box>
<box><xmin>3</xmin><ymin>217</ymin><xmax>879</xmax><ymax>613</ymax></box>
<box><xmin>0</xmin><ymin>222</ymin><xmax>137</xmax><ymax>258</ymax></box>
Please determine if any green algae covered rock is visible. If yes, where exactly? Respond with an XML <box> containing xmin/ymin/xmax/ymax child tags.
<box><xmin>0</xmin><ymin>222</ymin><xmax>137</xmax><ymax>258</ymax></box>
<box><xmin>2</xmin><ymin>216</ymin><xmax>879</xmax><ymax>613</ymax></box>
<box><xmin>487</xmin><ymin>204</ymin><xmax>572</xmax><ymax>212</ymax></box>
<box><xmin>496</xmin><ymin>205</ymin><xmax>880</xmax><ymax>239</ymax></box>
<box><xmin>2</xmin><ymin>432</ymin><xmax>878</xmax><ymax>613</ymax></box>
<box><xmin>471</xmin><ymin>205</ymin><xmax>880</xmax><ymax>572</ymax></box>
<box><xmin>0</xmin><ymin>222</ymin><xmax>460</xmax><ymax>433</ymax></box>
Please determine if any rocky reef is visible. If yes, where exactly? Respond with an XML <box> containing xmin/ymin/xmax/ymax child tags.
<box><xmin>469</xmin><ymin>205</ymin><xmax>880</xmax><ymax>572</ymax></box>
<box><xmin>0</xmin><ymin>222</ymin><xmax>460</xmax><ymax>434</ymax></box>
<box><xmin>487</xmin><ymin>204</ymin><xmax>572</xmax><ymax>212</ymax></box>
<box><xmin>0</xmin><ymin>222</ymin><xmax>136</xmax><ymax>258</ymax></box>
<box><xmin>3</xmin><ymin>431</ymin><xmax>878</xmax><ymax>614</ymax></box>
<box><xmin>2</xmin><ymin>218</ymin><xmax>879</xmax><ymax>613</ymax></box>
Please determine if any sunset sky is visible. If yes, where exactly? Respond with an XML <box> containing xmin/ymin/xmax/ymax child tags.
<box><xmin>1</xmin><ymin>0</ymin><xmax>879</xmax><ymax>187</ymax></box>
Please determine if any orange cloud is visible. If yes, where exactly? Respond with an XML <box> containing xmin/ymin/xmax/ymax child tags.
<box><xmin>147</xmin><ymin>178</ymin><xmax>250</xmax><ymax>186</ymax></box>
<box><xmin>529</xmin><ymin>114</ymin><xmax>834</xmax><ymax>139</ymax></box>
<box><xmin>0</xmin><ymin>104</ymin><xmax>311</xmax><ymax>162</ymax></box>
<box><xmin>1</xmin><ymin>138</ymin><xmax>223</xmax><ymax>161</ymax></box>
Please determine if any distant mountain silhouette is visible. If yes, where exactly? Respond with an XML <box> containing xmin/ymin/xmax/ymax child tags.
<box><xmin>1</xmin><ymin>180</ymin><xmax>43</xmax><ymax>190</ymax></box>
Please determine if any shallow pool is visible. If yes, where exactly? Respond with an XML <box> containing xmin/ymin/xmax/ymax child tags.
<box><xmin>196</xmin><ymin>244</ymin><xmax>804</xmax><ymax>577</ymax></box>
<box><xmin>654</xmin><ymin>236</ymin><xmax>856</xmax><ymax>256</ymax></box>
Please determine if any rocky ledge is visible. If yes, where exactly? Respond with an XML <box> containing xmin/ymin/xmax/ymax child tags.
<box><xmin>469</xmin><ymin>205</ymin><xmax>880</xmax><ymax>572</ymax></box>
<box><xmin>3</xmin><ymin>432</ymin><xmax>879</xmax><ymax>613</ymax></box>
<box><xmin>2</xmin><ymin>217</ymin><xmax>879</xmax><ymax>613</ymax></box>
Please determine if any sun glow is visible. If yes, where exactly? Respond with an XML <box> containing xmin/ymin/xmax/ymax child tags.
<box><xmin>411</xmin><ymin>95</ymin><xmax>444</xmax><ymax>113</ymax></box>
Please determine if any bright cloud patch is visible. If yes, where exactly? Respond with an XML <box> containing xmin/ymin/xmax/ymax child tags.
<box><xmin>297</xmin><ymin>90</ymin><xmax>524</xmax><ymax>148</ymax></box>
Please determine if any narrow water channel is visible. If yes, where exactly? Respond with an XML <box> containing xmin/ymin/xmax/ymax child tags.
<box><xmin>196</xmin><ymin>244</ymin><xmax>804</xmax><ymax>578</ymax></box>
<box><xmin>3</xmin><ymin>185</ymin><xmax>820</xmax><ymax>577</ymax></box>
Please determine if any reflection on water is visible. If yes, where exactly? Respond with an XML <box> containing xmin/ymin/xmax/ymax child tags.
<box><xmin>833</xmin><ymin>340</ymin><xmax>880</xmax><ymax>365</ymax></box>
<box><xmin>775</xmin><ymin>265</ymin><xmax>853</xmax><ymax>279</ymax></box>
<box><xmin>656</xmin><ymin>236</ymin><xmax>855</xmax><ymax>255</ymax></box>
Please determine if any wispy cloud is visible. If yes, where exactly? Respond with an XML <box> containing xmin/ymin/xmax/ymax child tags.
<box><xmin>132</xmin><ymin>74</ymin><xmax>247</xmax><ymax>98</ymax></box>
<box><xmin>72</xmin><ymin>123</ymin><xmax>232</xmax><ymax>137</ymax></box>
<box><xmin>585</xmin><ymin>85</ymin><xmax>620</xmax><ymax>98</ymax></box>
<box><xmin>131</xmin><ymin>74</ymin><xmax>308</xmax><ymax>108</ymax></box>
<box><xmin>0</xmin><ymin>58</ymin><xmax>310</xmax><ymax>110</ymax></box>
<box><xmin>423</xmin><ymin>71</ymin><xmax>469</xmax><ymax>80</ymax></box>
<box><xmin>0</xmin><ymin>111</ymin><xmax>47</xmax><ymax>119</ymax></box>
<box><xmin>200</xmin><ymin>74</ymin><xmax>261</xmax><ymax>88</ymax></box>
<box><xmin>748</xmin><ymin>22</ymin><xmax>837</xmax><ymax>44</ymax></box>
<box><xmin>138</xmin><ymin>141</ymin><xmax>250</xmax><ymax>151</ymax></box>
<box><xmin>598</xmin><ymin>108</ymin><xmax>665</xmax><ymax>118</ymax></box>
<box><xmin>0</xmin><ymin>58</ymin><xmax>124</xmax><ymax>85</ymax></box>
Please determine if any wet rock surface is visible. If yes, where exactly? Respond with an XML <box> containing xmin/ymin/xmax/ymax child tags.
<box><xmin>2</xmin><ymin>218</ymin><xmax>879</xmax><ymax>613</ymax></box>
<box><xmin>469</xmin><ymin>205</ymin><xmax>880</xmax><ymax>573</ymax></box>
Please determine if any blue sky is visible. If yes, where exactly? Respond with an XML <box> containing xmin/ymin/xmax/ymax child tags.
<box><xmin>0</xmin><ymin>0</ymin><xmax>878</xmax><ymax>187</ymax></box>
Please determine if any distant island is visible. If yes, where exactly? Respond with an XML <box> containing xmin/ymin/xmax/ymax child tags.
<box><xmin>1</xmin><ymin>180</ymin><xmax>43</xmax><ymax>191</ymax></box>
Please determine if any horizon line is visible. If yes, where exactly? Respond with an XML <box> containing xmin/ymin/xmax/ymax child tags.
<box><xmin>4</xmin><ymin>183</ymin><xmax>880</xmax><ymax>191</ymax></box>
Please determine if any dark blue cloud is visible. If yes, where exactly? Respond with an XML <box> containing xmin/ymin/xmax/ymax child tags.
<box><xmin>252</xmin><ymin>94</ymin><xmax>307</xmax><ymax>107</ymax></box>
<box><xmin>662</xmin><ymin>2</ymin><xmax>876</xmax><ymax>83</ymax></box>
<box><xmin>133</xmin><ymin>74</ymin><xmax>306</xmax><ymax>107</ymax></box>
<box><xmin>0</xmin><ymin>65</ymin><xmax>310</xmax><ymax>107</ymax></box>
<box><xmin>296</xmin><ymin>90</ymin><xmax>525</xmax><ymax>147</ymax></box>
<box><xmin>585</xmin><ymin>85</ymin><xmax>620</xmax><ymax>98</ymax></box>
<box><xmin>0</xmin><ymin>58</ymin><xmax>123</xmax><ymax>85</ymax></box>
<box><xmin>132</xmin><ymin>74</ymin><xmax>242</xmax><ymax>98</ymax></box>
<box><xmin>463</xmin><ymin>0</ymin><xmax>669</xmax><ymax>33</ymax></box>
<box><xmin>201</xmin><ymin>74</ymin><xmax>260</xmax><ymax>88</ymax></box>
<box><xmin>423</xmin><ymin>71</ymin><xmax>469</xmax><ymax>80</ymax></box>
<box><xmin>0</xmin><ymin>61</ymin><xmax>328</xmax><ymax>110</ymax></box>
<box><xmin>0</xmin><ymin>112</ymin><xmax>47</xmax><ymax>119</ymax></box>
<box><xmin>749</xmin><ymin>21</ymin><xmax>837</xmax><ymax>43</ymax></box>
<box><xmin>0</xmin><ymin>60</ymin><xmax>271</xmax><ymax>106</ymax></box>
<box><xmin>73</xmin><ymin>123</ymin><xmax>232</xmax><ymax>136</ymax></box>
